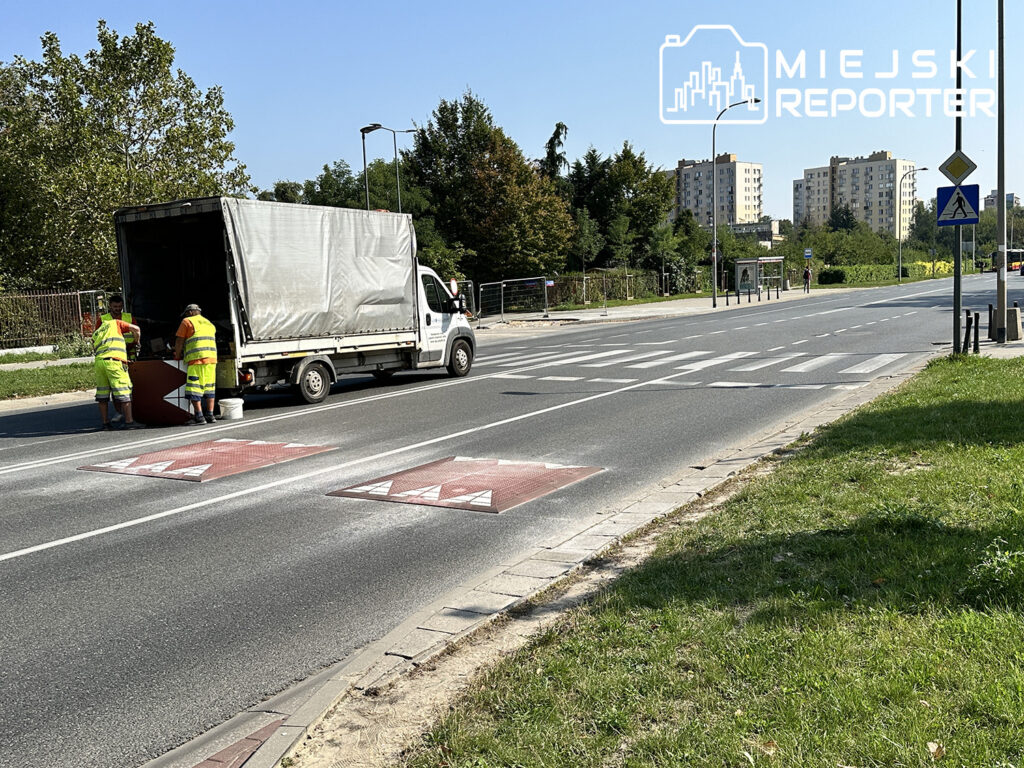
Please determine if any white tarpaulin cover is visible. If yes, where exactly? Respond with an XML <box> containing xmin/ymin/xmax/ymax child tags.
<box><xmin>221</xmin><ymin>199</ymin><xmax>417</xmax><ymax>340</ymax></box>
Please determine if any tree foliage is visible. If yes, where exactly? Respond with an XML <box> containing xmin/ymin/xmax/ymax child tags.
<box><xmin>0</xmin><ymin>21</ymin><xmax>251</xmax><ymax>290</ymax></box>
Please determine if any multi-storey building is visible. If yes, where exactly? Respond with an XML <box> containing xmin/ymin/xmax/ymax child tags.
<box><xmin>665</xmin><ymin>154</ymin><xmax>763</xmax><ymax>227</ymax></box>
<box><xmin>792</xmin><ymin>151</ymin><xmax>917</xmax><ymax>239</ymax></box>
<box><xmin>983</xmin><ymin>189</ymin><xmax>1020</xmax><ymax>210</ymax></box>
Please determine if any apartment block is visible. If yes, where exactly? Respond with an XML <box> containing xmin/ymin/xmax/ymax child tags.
<box><xmin>984</xmin><ymin>189</ymin><xmax>1020</xmax><ymax>210</ymax></box>
<box><xmin>665</xmin><ymin>154</ymin><xmax>763</xmax><ymax>227</ymax></box>
<box><xmin>792</xmin><ymin>151</ymin><xmax>917</xmax><ymax>239</ymax></box>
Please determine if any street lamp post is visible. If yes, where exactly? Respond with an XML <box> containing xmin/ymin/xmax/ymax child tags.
<box><xmin>360</xmin><ymin>123</ymin><xmax>415</xmax><ymax>213</ymax></box>
<box><xmin>897</xmin><ymin>166</ymin><xmax>926</xmax><ymax>283</ymax></box>
<box><xmin>711</xmin><ymin>98</ymin><xmax>760</xmax><ymax>308</ymax></box>
<box><xmin>359</xmin><ymin>123</ymin><xmax>381</xmax><ymax>210</ymax></box>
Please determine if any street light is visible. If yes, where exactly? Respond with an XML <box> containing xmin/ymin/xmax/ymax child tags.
<box><xmin>711</xmin><ymin>97</ymin><xmax>760</xmax><ymax>308</ymax></box>
<box><xmin>359</xmin><ymin>123</ymin><xmax>381</xmax><ymax>210</ymax></box>
<box><xmin>361</xmin><ymin>123</ymin><xmax>416</xmax><ymax>213</ymax></box>
<box><xmin>897</xmin><ymin>166</ymin><xmax>926</xmax><ymax>283</ymax></box>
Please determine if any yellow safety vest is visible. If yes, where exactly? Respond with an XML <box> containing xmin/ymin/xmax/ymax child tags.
<box><xmin>184</xmin><ymin>315</ymin><xmax>218</xmax><ymax>366</ymax></box>
<box><xmin>92</xmin><ymin>320</ymin><xmax>128</xmax><ymax>361</ymax></box>
<box><xmin>99</xmin><ymin>311</ymin><xmax>134</xmax><ymax>344</ymax></box>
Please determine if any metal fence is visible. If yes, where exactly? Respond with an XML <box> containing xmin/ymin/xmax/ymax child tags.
<box><xmin>477</xmin><ymin>271</ymin><xmax>668</xmax><ymax>322</ymax></box>
<box><xmin>0</xmin><ymin>290</ymin><xmax>104</xmax><ymax>349</ymax></box>
<box><xmin>478</xmin><ymin>277</ymin><xmax>550</xmax><ymax>322</ymax></box>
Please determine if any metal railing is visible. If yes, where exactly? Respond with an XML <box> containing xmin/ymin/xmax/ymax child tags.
<box><xmin>0</xmin><ymin>289</ymin><xmax>104</xmax><ymax>349</ymax></box>
<box><xmin>478</xmin><ymin>276</ymin><xmax>550</xmax><ymax>322</ymax></box>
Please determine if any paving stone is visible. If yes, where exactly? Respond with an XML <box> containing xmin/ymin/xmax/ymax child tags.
<box><xmin>505</xmin><ymin>558</ymin><xmax>575</xmax><ymax>579</ymax></box>
<box><xmin>352</xmin><ymin>654</ymin><xmax>407</xmax><ymax>691</ymax></box>
<box><xmin>419</xmin><ymin>608</ymin><xmax>486</xmax><ymax>634</ymax></box>
<box><xmin>445</xmin><ymin>590</ymin><xmax>520</xmax><ymax>615</ymax></box>
<box><xmin>553</xmin><ymin>534</ymin><xmax>616</xmax><ymax>552</ymax></box>
<box><xmin>532</xmin><ymin>548</ymin><xmax>590</xmax><ymax>563</ymax></box>
<box><xmin>477</xmin><ymin>572</ymin><xmax>552</xmax><ymax>597</ymax></box>
<box><xmin>387</xmin><ymin>628</ymin><xmax>452</xmax><ymax>659</ymax></box>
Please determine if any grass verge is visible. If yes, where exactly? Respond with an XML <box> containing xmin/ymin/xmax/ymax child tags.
<box><xmin>405</xmin><ymin>355</ymin><xmax>1024</xmax><ymax>768</ymax></box>
<box><xmin>0</xmin><ymin>364</ymin><xmax>94</xmax><ymax>399</ymax></box>
<box><xmin>0</xmin><ymin>351</ymin><xmax>58</xmax><ymax>364</ymax></box>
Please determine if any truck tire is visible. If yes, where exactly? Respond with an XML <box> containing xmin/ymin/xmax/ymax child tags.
<box><xmin>446</xmin><ymin>339</ymin><xmax>473</xmax><ymax>377</ymax></box>
<box><xmin>296</xmin><ymin>361</ymin><xmax>332</xmax><ymax>404</ymax></box>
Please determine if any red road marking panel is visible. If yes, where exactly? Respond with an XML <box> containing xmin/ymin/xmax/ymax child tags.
<box><xmin>328</xmin><ymin>456</ymin><xmax>603</xmax><ymax>513</ymax></box>
<box><xmin>78</xmin><ymin>438</ymin><xmax>334</xmax><ymax>482</ymax></box>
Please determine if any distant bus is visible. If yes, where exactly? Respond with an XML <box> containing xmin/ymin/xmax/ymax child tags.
<box><xmin>985</xmin><ymin>249</ymin><xmax>1024</xmax><ymax>273</ymax></box>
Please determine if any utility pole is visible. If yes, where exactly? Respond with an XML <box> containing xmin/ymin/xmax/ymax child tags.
<box><xmin>996</xmin><ymin>0</ymin><xmax>1007</xmax><ymax>342</ymax></box>
<box><xmin>953</xmin><ymin>0</ymin><xmax>962</xmax><ymax>352</ymax></box>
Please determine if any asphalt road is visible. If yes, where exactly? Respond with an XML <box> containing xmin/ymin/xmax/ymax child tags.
<box><xmin>0</xmin><ymin>274</ymin><xmax>1016</xmax><ymax>767</ymax></box>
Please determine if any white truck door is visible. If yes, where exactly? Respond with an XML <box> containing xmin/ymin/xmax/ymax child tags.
<box><xmin>418</xmin><ymin>271</ymin><xmax>454</xmax><ymax>364</ymax></box>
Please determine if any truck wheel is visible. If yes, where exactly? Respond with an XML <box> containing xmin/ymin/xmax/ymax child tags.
<box><xmin>446</xmin><ymin>339</ymin><xmax>473</xmax><ymax>377</ymax></box>
<box><xmin>296</xmin><ymin>362</ymin><xmax>331</xmax><ymax>404</ymax></box>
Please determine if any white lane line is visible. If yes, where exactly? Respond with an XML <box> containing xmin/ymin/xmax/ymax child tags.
<box><xmin>878</xmin><ymin>318</ymin><xmax>888</xmax><ymax>323</ymax></box>
<box><xmin>583</xmin><ymin>350</ymin><xmax>670</xmax><ymax>367</ymax></box>
<box><xmin>494</xmin><ymin>351</ymin><xmax>581</xmax><ymax>367</ymax></box>
<box><xmin>683</xmin><ymin>334</ymin><xmax>703</xmax><ymax>340</ymax></box>
<box><xmin>475</xmin><ymin>350</ymin><xmax>533</xmax><ymax>365</ymax></box>
<box><xmin>781</xmin><ymin>353</ymin><xmax>848</xmax><ymax>373</ymax></box>
<box><xmin>676</xmin><ymin>351</ymin><xmax>756</xmax><ymax>371</ymax></box>
<box><xmin>755</xmin><ymin>322</ymin><xmax>768</xmax><ymax>326</ymax></box>
<box><xmin>589</xmin><ymin>378</ymin><xmax>638</xmax><ymax>384</ymax></box>
<box><xmin>0</xmin><ymin>369</ymin><xmax>702</xmax><ymax>564</ymax></box>
<box><xmin>835</xmin><ymin>328</ymin><xmax>848</xmax><ymax>333</ymax></box>
<box><xmin>866</xmin><ymin>321</ymin><xmax>877</xmax><ymax>325</ymax></box>
<box><xmin>628</xmin><ymin>350</ymin><xmax>711</xmax><ymax>369</ymax></box>
<box><xmin>599</xmin><ymin>343</ymin><xmax>631</xmax><ymax>346</ymax></box>
<box><xmin>540</xmin><ymin>376</ymin><xmax>584</xmax><ymax>381</ymax></box>
<box><xmin>641</xmin><ymin>380</ymin><xmax>700</xmax><ymax>387</ymax></box>
<box><xmin>710</xmin><ymin>330</ymin><xmax>728</xmax><ymax>335</ymax></box>
<box><xmin>708</xmin><ymin>381</ymin><xmax>769</xmax><ymax>388</ymax></box>
<box><xmin>791</xmin><ymin>339</ymin><xmax>809</xmax><ymax>345</ymax></box>
<box><xmin>492</xmin><ymin>373</ymin><xmax>535</xmax><ymax>379</ymax></box>
<box><xmin>777</xmin><ymin>384</ymin><xmax>826</xmax><ymax>390</ymax></box>
<box><xmin>850</xmin><ymin>325</ymin><xmax>863</xmax><ymax>329</ymax></box>
<box><xmin>524</xmin><ymin>349</ymin><xmax>636</xmax><ymax>369</ymax></box>
<box><xmin>735</xmin><ymin>326</ymin><xmax>748</xmax><ymax>330</ymax></box>
<box><xmin>636</xmin><ymin>340</ymin><xmax>677</xmax><ymax>345</ymax></box>
<box><xmin>838</xmin><ymin>353</ymin><xmax>905</xmax><ymax>374</ymax></box>
<box><xmin>730</xmin><ymin>353</ymin><xmax>806</xmax><ymax>371</ymax></box>
<box><xmin>767</xmin><ymin>346</ymin><xmax>785</xmax><ymax>352</ymax></box>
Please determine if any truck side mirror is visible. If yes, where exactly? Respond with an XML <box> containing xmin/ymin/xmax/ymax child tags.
<box><xmin>458</xmin><ymin>294</ymin><xmax>467</xmax><ymax>314</ymax></box>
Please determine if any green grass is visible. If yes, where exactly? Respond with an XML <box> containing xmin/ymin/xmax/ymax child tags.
<box><xmin>0</xmin><ymin>351</ymin><xmax>58</xmax><ymax>364</ymax></box>
<box><xmin>405</xmin><ymin>356</ymin><xmax>1024</xmax><ymax>768</ymax></box>
<box><xmin>0</xmin><ymin>363</ymin><xmax>94</xmax><ymax>399</ymax></box>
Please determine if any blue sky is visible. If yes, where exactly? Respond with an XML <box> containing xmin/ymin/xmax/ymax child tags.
<box><xmin>3</xmin><ymin>0</ymin><xmax>1020</xmax><ymax>219</ymax></box>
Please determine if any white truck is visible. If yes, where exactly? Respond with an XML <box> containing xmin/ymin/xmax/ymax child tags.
<box><xmin>114</xmin><ymin>197</ymin><xmax>475</xmax><ymax>406</ymax></box>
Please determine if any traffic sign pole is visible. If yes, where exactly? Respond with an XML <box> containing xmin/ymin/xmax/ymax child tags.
<box><xmin>954</xmin><ymin>0</ymin><xmax>962</xmax><ymax>353</ymax></box>
<box><xmin>996</xmin><ymin>0</ymin><xmax>1007</xmax><ymax>343</ymax></box>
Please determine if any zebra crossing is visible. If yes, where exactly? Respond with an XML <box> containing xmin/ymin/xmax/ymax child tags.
<box><xmin>477</xmin><ymin>344</ymin><xmax>908</xmax><ymax>390</ymax></box>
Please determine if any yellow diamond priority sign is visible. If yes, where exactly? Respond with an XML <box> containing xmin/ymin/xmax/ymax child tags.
<box><xmin>939</xmin><ymin>150</ymin><xmax>977</xmax><ymax>186</ymax></box>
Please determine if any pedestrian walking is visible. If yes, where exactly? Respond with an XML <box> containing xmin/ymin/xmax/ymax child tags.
<box><xmin>173</xmin><ymin>303</ymin><xmax>218</xmax><ymax>424</ymax></box>
<box><xmin>100</xmin><ymin>294</ymin><xmax>138</xmax><ymax>360</ymax></box>
<box><xmin>92</xmin><ymin>316</ymin><xmax>143</xmax><ymax>430</ymax></box>
<box><xmin>803</xmin><ymin>266</ymin><xmax>812</xmax><ymax>293</ymax></box>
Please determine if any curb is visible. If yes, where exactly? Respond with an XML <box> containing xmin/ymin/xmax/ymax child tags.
<box><xmin>161</xmin><ymin>349</ymin><xmax>938</xmax><ymax>768</ymax></box>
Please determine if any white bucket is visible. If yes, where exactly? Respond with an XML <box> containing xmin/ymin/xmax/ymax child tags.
<box><xmin>219</xmin><ymin>398</ymin><xmax>244</xmax><ymax>420</ymax></box>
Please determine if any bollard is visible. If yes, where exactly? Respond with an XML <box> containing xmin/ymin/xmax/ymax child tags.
<box><xmin>973</xmin><ymin>312</ymin><xmax>980</xmax><ymax>353</ymax></box>
<box><xmin>962</xmin><ymin>312</ymin><xmax>973</xmax><ymax>354</ymax></box>
<box><xmin>989</xmin><ymin>303</ymin><xmax>995</xmax><ymax>341</ymax></box>
<box><xmin>726</xmin><ymin>290</ymin><xmax>730</xmax><ymax>306</ymax></box>
<box><xmin>747</xmin><ymin>288</ymin><xmax>751</xmax><ymax>303</ymax></box>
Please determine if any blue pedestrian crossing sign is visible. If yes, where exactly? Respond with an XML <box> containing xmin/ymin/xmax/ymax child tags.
<box><xmin>936</xmin><ymin>184</ymin><xmax>979</xmax><ymax>226</ymax></box>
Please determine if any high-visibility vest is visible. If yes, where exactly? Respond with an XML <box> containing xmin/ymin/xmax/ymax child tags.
<box><xmin>184</xmin><ymin>315</ymin><xmax>218</xmax><ymax>366</ymax></box>
<box><xmin>92</xmin><ymin>320</ymin><xmax>128</xmax><ymax>361</ymax></box>
<box><xmin>101</xmin><ymin>311</ymin><xmax>134</xmax><ymax>345</ymax></box>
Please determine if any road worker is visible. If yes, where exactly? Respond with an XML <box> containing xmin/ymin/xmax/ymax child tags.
<box><xmin>92</xmin><ymin>316</ymin><xmax>143</xmax><ymax>430</ymax></box>
<box><xmin>173</xmin><ymin>303</ymin><xmax>218</xmax><ymax>424</ymax></box>
<box><xmin>100</xmin><ymin>294</ymin><xmax>138</xmax><ymax>360</ymax></box>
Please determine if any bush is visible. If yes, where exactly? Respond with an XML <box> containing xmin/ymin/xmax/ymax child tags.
<box><xmin>818</xmin><ymin>267</ymin><xmax>846</xmax><ymax>284</ymax></box>
<box><xmin>53</xmin><ymin>333</ymin><xmax>93</xmax><ymax>358</ymax></box>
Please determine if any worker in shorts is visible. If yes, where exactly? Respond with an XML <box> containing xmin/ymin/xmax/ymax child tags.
<box><xmin>173</xmin><ymin>303</ymin><xmax>218</xmax><ymax>424</ymax></box>
<box><xmin>92</xmin><ymin>316</ymin><xmax>143</xmax><ymax>430</ymax></box>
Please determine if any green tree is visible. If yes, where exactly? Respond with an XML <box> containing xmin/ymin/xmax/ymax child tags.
<box><xmin>0</xmin><ymin>21</ymin><xmax>251</xmax><ymax>289</ymax></box>
<box><xmin>567</xmin><ymin>207</ymin><xmax>604</xmax><ymax>272</ymax></box>
<box><xmin>538</xmin><ymin>122</ymin><xmax>568</xmax><ymax>180</ymax></box>
<box><xmin>407</xmin><ymin>91</ymin><xmax>573</xmax><ymax>283</ymax></box>
<box><xmin>827</xmin><ymin>204</ymin><xmax>858</xmax><ymax>233</ymax></box>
